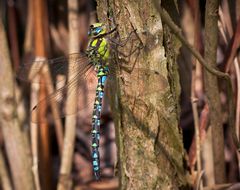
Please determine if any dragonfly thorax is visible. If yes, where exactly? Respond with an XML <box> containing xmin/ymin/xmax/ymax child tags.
<box><xmin>87</xmin><ymin>23</ymin><xmax>110</xmax><ymax>65</ymax></box>
<box><xmin>87</xmin><ymin>37</ymin><xmax>109</xmax><ymax>63</ymax></box>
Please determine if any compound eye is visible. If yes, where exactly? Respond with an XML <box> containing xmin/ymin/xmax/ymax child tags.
<box><xmin>94</xmin><ymin>27</ymin><xmax>102</xmax><ymax>34</ymax></box>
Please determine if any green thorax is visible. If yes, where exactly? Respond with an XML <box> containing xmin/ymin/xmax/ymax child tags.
<box><xmin>87</xmin><ymin>37</ymin><xmax>110</xmax><ymax>67</ymax></box>
<box><xmin>87</xmin><ymin>23</ymin><xmax>110</xmax><ymax>72</ymax></box>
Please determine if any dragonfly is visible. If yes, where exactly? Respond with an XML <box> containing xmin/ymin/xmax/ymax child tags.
<box><xmin>17</xmin><ymin>23</ymin><xmax>168</xmax><ymax>180</ymax></box>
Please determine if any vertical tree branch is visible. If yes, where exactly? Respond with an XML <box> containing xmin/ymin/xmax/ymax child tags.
<box><xmin>7</xmin><ymin>0</ymin><xmax>20</xmax><ymax>71</ymax></box>
<box><xmin>33</xmin><ymin>0</ymin><xmax>52</xmax><ymax>189</ymax></box>
<box><xmin>204</xmin><ymin>0</ymin><xmax>226</xmax><ymax>183</ymax></box>
<box><xmin>234</xmin><ymin>57</ymin><xmax>240</xmax><ymax>139</ymax></box>
<box><xmin>57</xmin><ymin>0</ymin><xmax>80</xmax><ymax>189</ymax></box>
<box><xmin>190</xmin><ymin>1</ymin><xmax>203</xmax><ymax>188</ymax></box>
<box><xmin>28</xmin><ymin>2</ymin><xmax>40</xmax><ymax>190</ymax></box>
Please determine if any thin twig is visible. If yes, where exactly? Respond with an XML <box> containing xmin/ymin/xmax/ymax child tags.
<box><xmin>159</xmin><ymin>8</ymin><xmax>225</xmax><ymax>77</ymax></box>
<box><xmin>202</xmin><ymin>183</ymin><xmax>234</xmax><ymax>190</ymax></box>
<box><xmin>233</xmin><ymin>57</ymin><xmax>240</xmax><ymax>190</ymax></box>
<box><xmin>42</xmin><ymin>64</ymin><xmax>64</xmax><ymax>154</ymax></box>
<box><xmin>196</xmin><ymin>170</ymin><xmax>205</xmax><ymax>190</ymax></box>
<box><xmin>30</xmin><ymin>115</ymin><xmax>41</xmax><ymax>190</ymax></box>
<box><xmin>25</xmin><ymin>1</ymin><xmax>41</xmax><ymax>189</ymax></box>
<box><xmin>226</xmin><ymin>20</ymin><xmax>240</xmax><ymax>72</ymax></box>
<box><xmin>30</xmin><ymin>60</ymin><xmax>41</xmax><ymax>190</ymax></box>
<box><xmin>191</xmin><ymin>97</ymin><xmax>202</xmax><ymax>187</ymax></box>
<box><xmin>220</xmin><ymin>9</ymin><xmax>240</xmax><ymax>139</ymax></box>
<box><xmin>23</xmin><ymin>0</ymin><xmax>33</xmax><ymax>54</ymax></box>
<box><xmin>189</xmin><ymin>105</ymin><xmax>209</xmax><ymax>171</ymax></box>
<box><xmin>219</xmin><ymin>14</ymin><xmax>240</xmax><ymax>141</ymax></box>
<box><xmin>33</xmin><ymin>0</ymin><xmax>53</xmax><ymax>188</ymax></box>
<box><xmin>218</xmin><ymin>14</ymin><xmax>240</xmax><ymax>178</ymax></box>
<box><xmin>234</xmin><ymin>57</ymin><xmax>240</xmax><ymax>141</ymax></box>
<box><xmin>190</xmin><ymin>1</ymin><xmax>203</xmax><ymax>189</ymax></box>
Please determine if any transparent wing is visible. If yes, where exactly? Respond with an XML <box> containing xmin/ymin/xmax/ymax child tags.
<box><xmin>30</xmin><ymin>59</ymin><xmax>168</xmax><ymax>123</ymax></box>
<box><xmin>31</xmin><ymin>63</ymin><xmax>98</xmax><ymax>123</ymax></box>
<box><xmin>17</xmin><ymin>53</ymin><xmax>89</xmax><ymax>84</ymax></box>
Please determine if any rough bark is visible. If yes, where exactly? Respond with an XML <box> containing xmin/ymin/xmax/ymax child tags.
<box><xmin>204</xmin><ymin>0</ymin><xmax>226</xmax><ymax>183</ymax></box>
<box><xmin>97</xmin><ymin>0</ymin><xmax>189</xmax><ymax>189</ymax></box>
<box><xmin>0</xmin><ymin>18</ymin><xmax>35</xmax><ymax>190</ymax></box>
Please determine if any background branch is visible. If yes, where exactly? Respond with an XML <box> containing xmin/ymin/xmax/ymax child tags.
<box><xmin>203</xmin><ymin>0</ymin><xmax>226</xmax><ymax>183</ymax></box>
<box><xmin>157</xmin><ymin>4</ymin><xmax>239</xmax><ymax>152</ymax></box>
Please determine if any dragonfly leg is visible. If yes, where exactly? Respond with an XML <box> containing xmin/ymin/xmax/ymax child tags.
<box><xmin>114</xmin><ymin>43</ymin><xmax>143</xmax><ymax>73</ymax></box>
<box><xmin>109</xmin><ymin>29</ymin><xmax>138</xmax><ymax>48</ymax></box>
<box><xmin>117</xmin><ymin>41</ymin><xmax>142</xmax><ymax>58</ymax></box>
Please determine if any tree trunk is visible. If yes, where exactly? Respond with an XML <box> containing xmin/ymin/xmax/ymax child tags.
<box><xmin>97</xmin><ymin>0</ymin><xmax>189</xmax><ymax>189</ymax></box>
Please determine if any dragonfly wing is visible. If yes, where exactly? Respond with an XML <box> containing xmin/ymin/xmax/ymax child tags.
<box><xmin>31</xmin><ymin>63</ymin><xmax>98</xmax><ymax>123</ymax></box>
<box><xmin>17</xmin><ymin>53</ymin><xmax>89</xmax><ymax>84</ymax></box>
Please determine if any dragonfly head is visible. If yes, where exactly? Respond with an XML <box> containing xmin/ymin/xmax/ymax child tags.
<box><xmin>88</xmin><ymin>23</ymin><xmax>106</xmax><ymax>37</ymax></box>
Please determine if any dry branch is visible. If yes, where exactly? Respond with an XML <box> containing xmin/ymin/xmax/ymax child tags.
<box><xmin>57</xmin><ymin>0</ymin><xmax>80</xmax><ymax>189</ymax></box>
<box><xmin>203</xmin><ymin>0</ymin><xmax>226</xmax><ymax>183</ymax></box>
<box><xmin>7</xmin><ymin>1</ymin><xmax>20</xmax><ymax>71</ymax></box>
<box><xmin>190</xmin><ymin>1</ymin><xmax>203</xmax><ymax>188</ymax></box>
<box><xmin>33</xmin><ymin>0</ymin><xmax>52</xmax><ymax>189</ymax></box>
